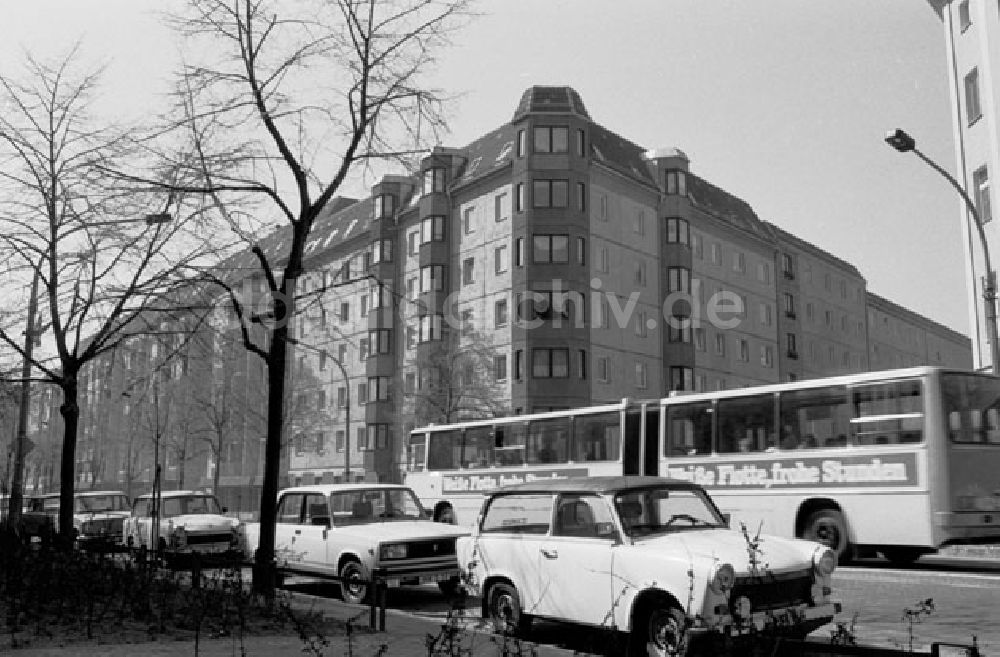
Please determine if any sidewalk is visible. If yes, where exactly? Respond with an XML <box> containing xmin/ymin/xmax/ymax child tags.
<box><xmin>10</xmin><ymin>599</ymin><xmax>576</xmax><ymax>657</ymax></box>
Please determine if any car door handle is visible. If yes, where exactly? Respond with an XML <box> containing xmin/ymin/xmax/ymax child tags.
<box><xmin>540</xmin><ymin>548</ymin><xmax>558</xmax><ymax>559</ymax></box>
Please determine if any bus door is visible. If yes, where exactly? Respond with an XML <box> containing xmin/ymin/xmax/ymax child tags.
<box><xmin>623</xmin><ymin>404</ymin><xmax>660</xmax><ymax>476</ymax></box>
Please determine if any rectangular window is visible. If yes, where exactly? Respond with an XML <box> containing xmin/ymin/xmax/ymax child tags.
<box><xmin>781</xmin><ymin>253</ymin><xmax>794</xmax><ymax>279</ymax></box>
<box><xmin>715</xmin><ymin>333</ymin><xmax>726</xmax><ymax>356</ymax></box>
<box><xmin>357</xmin><ymin>382</ymin><xmax>368</xmax><ymax>404</ymax></box>
<box><xmin>462</xmin><ymin>257</ymin><xmax>475</xmax><ymax>285</ymax></box>
<box><xmin>711</xmin><ymin>243</ymin><xmax>721</xmax><ymax>265</ymax></box>
<box><xmin>515</xmin><ymin>237</ymin><xmax>524</xmax><ymax>267</ymax></box>
<box><xmin>783</xmin><ymin>292</ymin><xmax>795</xmax><ymax>317</ymax></box>
<box><xmin>516</xmin><ymin>129</ymin><xmax>525</xmax><ymax>158</ymax></box>
<box><xmin>635</xmin><ymin>362</ymin><xmax>648</xmax><ymax>389</ymax></box>
<box><xmin>959</xmin><ymin>0</ymin><xmax>971</xmax><ymax>31</ymax></box>
<box><xmin>576</xmin><ymin>129</ymin><xmax>586</xmax><ymax>157</ymax></box>
<box><xmin>360</xmin><ymin>295</ymin><xmax>368</xmax><ymax>316</ymax></box>
<box><xmin>733</xmin><ymin>251</ymin><xmax>746</xmax><ymax>273</ymax></box>
<box><xmin>596</xmin><ymin>356</ymin><xmax>610</xmax><ymax>383</ymax></box>
<box><xmin>420</xmin><ymin>215</ymin><xmax>445</xmax><ymax>243</ymax></box>
<box><xmin>337</xmin><ymin>386</ymin><xmax>347</xmax><ymax>408</ymax></box>
<box><xmin>665</xmin><ymin>217</ymin><xmax>690</xmax><ymax>245</ymax></box>
<box><xmin>533</xmin><ymin>126</ymin><xmax>568</xmax><ymax>153</ymax></box>
<box><xmin>598</xmin><ymin>245</ymin><xmax>609</xmax><ymax>273</ymax></box>
<box><xmin>367</xmin><ymin>376</ymin><xmax>391</xmax><ymax>402</ymax></box>
<box><xmin>757</xmin><ymin>262</ymin><xmax>770</xmax><ymax>284</ymax></box>
<box><xmin>423</xmin><ymin>168</ymin><xmax>445</xmax><ymax>196</ymax></box>
<box><xmin>761</xmin><ymin>346</ymin><xmax>774</xmax><ymax>367</ymax></box>
<box><xmin>717</xmin><ymin>394</ymin><xmax>777</xmax><ymax>453</ymax></box>
<box><xmin>495</xmin><ymin>192</ymin><xmax>508</xmax><ymax>222</ymax></box>
<box><xmin>494</xmin><ymin>355</ymin><xmax>507</xmax><ymax>382</ymax></box>
<box><xmin>408</xmin><ymin>230</ymin><xmax>418</xmax><ymax>255</ymax></box>
<box><xmin>576</xmin><ymin>237</ymin><xmax>586</xmax><ymax>265</ymax></box>
<box><xmin>760</xmin><ymin>303</ymin><xmax>773</xmax><ymax>327</ymax></box>
<box><xmin>739</xmin><ymin>339</ymin><xmax>750</xmax><ymax>362</ymax></box>
<box><xmin>407</xmin><ymin>277</ymin><xmax>417</xmax><ymax>300</ymax></box>
<box><xmin>374</xmin><ymin>193</ymin><xmax>395</xmax><ymax>219</ymax></box>
<box><xmin>533</xmin><ymin>234</ymin><xmax>570</xmax><ymax>263</ymax></box>
<box><xmin>633</xmin><ymin>210</ymin><xmax>645</xmax><ymax>235</ymax></box>
<box><xmin>974</xmin><ymin>165</ymin><xmax>991</xmax><ymax>224</ymax></box>
<box><xmin>665</xmin><ymin>170</ymin><xmax>687</xmax><ymax>195</ymax></box>
<box><xmin>369</xmin><ymin>329</ymin><xmax>391</xmax><ymax>355</ymax></box>
<box><xmin>532</xmin><ymin>348</ymin><xmax>569</xmax><ymax>378</ymax></box>
<box><xmin>786</xmin><ymin>332</ymin><xmax>798</xmax><ymax>357</ymax></box>
<box><xmin>634</xmin><ymin>261</ymin><xmax>647</xmax><ymax>287</ymax></box>
<box><xmin>667</xmin><ymin>266</ymin><xmax>691</xmax><ymax>293</ymax></box>
<box><xmin>635</xmin><ymin>311</ymin><xmax>647</xmax><ymax>337</ymax></box>
<box><xmin>406</xmin><ymin>326</ymin><xmax>416</xmax><ymax>349</ymax></box>
<box><xmin>495</xmin><ymin>299</ymin><xmax>508</xmax><ymax>327</ymax></box>
<box><xmin>692</xmin><ymin>233</ymin><xmax>703</xmax><ymax>258</ymax></box>
<box><xmin>668</xmin><ymin>323</ymin><xmax>691</xmax><ymax>343</ymax></box>
<box><xmin>669</xmin><ymin>366</ymin><xmax>693</xmax><ymax>392</ymax></box>
<box><xmin>495</xmin><ymin>245</ymin><xmax>509</xmax><ymax>274</ymax></box>
<box><xmin>599</xmin><ymin>194</ymin><xmax>608</xmax><ymax>221</ymax></box>
<box><xmin>577</xmin><ymin>182</ymin><xmax>587</xmax><ymax>212</ymax></box>
<box><xmin>463</xmin><ymin>207</ymin><xmax>475</xmax><ymax>234</ymax></box>
<box><xmin>418</xmin><ymin>315</ymin><xmax>443</xmax><ymax>342</ymax></box>
<box><xmin>515</xmin><ymin>183</ymin><xmax>524</xmax><ymax>212</ymax></box>
<box><xmin>420</xmin><ymin>264</ymin><xmax>445</xmax><ymax>292</ymax></box>
<box><xmin>533</xmin><ymin>180</ymin><xmax>569</xmax><ymax>208</ymax></box>
<box><xmin>514</xmin><ymin>349</ymin><xmax>523</xmax><ymax>380</ymax></box>
<box><xmin>694</xmin><ymin>327</ymin><xmax>706</xmax><ymax>351</ymax></box>
<box><xmin>578</xmin><ymin>349</ymin><xmax>587</xmax><ymax>379</ymax></box>
<box><xmin>340</xmin><ymin>302</ymin><xmax>350</xmax><ymax>322</ymax></box>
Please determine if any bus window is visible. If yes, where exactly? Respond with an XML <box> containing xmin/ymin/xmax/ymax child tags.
<box><xmin>942</xmin><ymin>372</ymin><xmax>1000</xmax><ymax>444</ymax></box>
<box><xmin>665</xmin><ymin>402</ymin><xmax>712</xmax><ymax>456</ymax></box>
<box><xmin>574</xmin><ymin>411</ymin><xmax>621</xmax><ymax>462</ymax></box>
<box><xmin>407</xmin><ymin>434</ymin><xmax>427</xmax><ymax>472</ymax></box>
<box><xmin>462</xmin><ymin>426</ymin><xmax>494</xmax><ymax>468</ymax></box>
<box><xmin>777</xmin><ymin>385</ymin><xmax>850</xmax><ymax>450</ymax></box>
<box><xmin>716</xmin><ymin>394</ymin><xmax>775</xmax><ymax>453</ymax></box>
<box><xmin>851</xmin><ymin>380</ymin><xmax>923</xmax><ymax>445</ymax></box>
<box><xmin>495</xmin><ymin>423</ymin><xmax>528</xmax><ymax>465</ymax></box>
<box><xmin>427</xmin><ymin>430</ymin><xmax>461</xmax><ymax>470</ymax></box>
<box><xmin>527</xmin><ymin>417</ymin><xmax>570</xmax><ymax>464</ymax></box>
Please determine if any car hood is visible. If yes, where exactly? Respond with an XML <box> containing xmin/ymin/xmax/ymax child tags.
<box><xmin>335</xmin><ymin>520</ymin><xmax>469</xmax><ymax>543</ymax></box>
<box><xmin>629</xmin><ymin>528</ymin><xmax>821</xmax><ymax>574</ymax></box>
<box><xmin>165</xmin><ymin>514</ymin><xmax>239</xmax><ymax>530</ymax></box>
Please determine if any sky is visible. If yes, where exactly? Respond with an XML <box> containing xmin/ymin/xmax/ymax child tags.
<box><xmin>0</xmin><ymin>0</ymin><xmax>969</xmax><ymax>336</ymax></box>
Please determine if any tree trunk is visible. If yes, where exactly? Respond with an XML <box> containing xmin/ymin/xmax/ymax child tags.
<box><xmin>252</xmin><ymin>322</ymin><xmax>289</xmax><ymax>599</ymax></box>
<box><xmin>58</xmin><ymin>378</ymin><xmax>80</xmax><ymax>549</ymax></box>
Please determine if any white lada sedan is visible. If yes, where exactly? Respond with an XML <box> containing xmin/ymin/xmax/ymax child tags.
<box><xmin>457</xmin><ymin>476</ymin><xmax>840</xmax><ymax>656</ymax></box>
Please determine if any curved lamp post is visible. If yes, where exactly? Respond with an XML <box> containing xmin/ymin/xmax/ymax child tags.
<box><xmin>885</xmin><ymin>128</ymin><xmax>999</xmax><ymax>375</ymax></box>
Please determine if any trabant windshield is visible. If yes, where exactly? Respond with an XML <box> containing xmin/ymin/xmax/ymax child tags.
<box><xmin>329</xmin><ymin>488</ymin><xmax>425</xmax><ymax>525</ymax></box>
<box><xmin>133</xmin><ymin>495</ymin><xmax>223</xmax><ymax>518</ymax></box>
<box><xmin>614</xmin><ymin>486</ymin><xmax>725</xmax><ymax>537</ymax></box>
<box><xmin>74</xmin><ymin>494</ymin><xmax>129</xmax><ymax>513</ymax></box>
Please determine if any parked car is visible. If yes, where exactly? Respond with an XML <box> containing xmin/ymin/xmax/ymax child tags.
<box><xmin>124</xmin><ymin>490</ymin><xmax>242</xmax><ymax>563</ymax></box>
<box><xmin>457</xmin><ymin>476</ymin><xmax>840</xmax><ymax>656</ymax></box>
<box><xmin>240</xmin><ymin>484</ymin><xmax>470</xmax><ymax>604</ymax></box>
<box><xmin>71</xmin><ymin>490</ymin><xmax>131</xmax><ymax>550</ymax></box>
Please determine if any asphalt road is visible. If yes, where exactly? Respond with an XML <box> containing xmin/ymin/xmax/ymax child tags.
<box><xmin>283</xmin><ymin>556</ymin><xmax>999</xmax><ymax>656</ymax></box>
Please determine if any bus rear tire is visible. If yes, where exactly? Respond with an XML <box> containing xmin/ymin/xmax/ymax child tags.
<box><xmin>803</xmin><ymin>508</ymin><xmax>851</xmax><ymax>564</ymax></box>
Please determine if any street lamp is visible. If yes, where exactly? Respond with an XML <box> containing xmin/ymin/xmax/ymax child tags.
<box><xmin>885</xmin><ymin>128</ymin><xmax>999</xmax><ymax>375</ymax></box>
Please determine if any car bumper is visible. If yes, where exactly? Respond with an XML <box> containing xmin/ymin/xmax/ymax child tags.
<box><xmin>379</xmin><ymin>565</ymin><xmax>461</xmax><ymax>588</ymax></box>
<box><xmin>697</xmin><ymin>601</ymin><xmax>841</xmax><ymax>637</ymax></box>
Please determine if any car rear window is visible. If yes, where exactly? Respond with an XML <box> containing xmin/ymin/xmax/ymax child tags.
<box><xmin>481</xmin><ymin>494</ymin><xmax>553</xmax><ymax>535</ymax></box>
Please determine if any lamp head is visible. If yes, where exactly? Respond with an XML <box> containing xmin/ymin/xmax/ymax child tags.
<box><xmin>885</xmin><ymin>129</ymin><xmax>916</xmax><ymax>153</ymax></box>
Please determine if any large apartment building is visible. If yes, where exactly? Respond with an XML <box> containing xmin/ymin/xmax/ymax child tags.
<box><xmin>16</xmin><ymin>86</ymin><xmax>972</xmax><ymax>513</ymax></box>
<box><xmin>926</xmin><ymin>0</ymin><xmax>1000</xmax><ymax>369</ymax></box>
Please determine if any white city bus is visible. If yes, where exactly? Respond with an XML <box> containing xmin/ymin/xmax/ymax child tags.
<box><xmin>404</xmin><ymin>399</ymin><xmax>660</xmax><ymax>526</ymax></box>
<box><xmin>658</xmin><ymin>366</ymin><xmax>1000</xmax><ymax>563</ymax></box>
<box><xmin>406</xmin><ymin>367</ymin><xmax>1000</xmax><ymax>563</ymax></box>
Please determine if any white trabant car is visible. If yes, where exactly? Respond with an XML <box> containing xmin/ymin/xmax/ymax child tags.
<box><xmin>241</xmin><ymin>484</ymin><xmax>469</xmax><ymax>604</ymax></box>
<box><xmin>458</xmin><ymin>476</ymin><xmax>840</xmax><ymax>656</ymax></box>
<box><xmin>124</xmin><ymin>490</ymin><xmax>242</xmax><ymax>562</ymax></box>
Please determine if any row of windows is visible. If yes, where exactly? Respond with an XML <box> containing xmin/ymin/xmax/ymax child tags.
<box><xmin>292</xmin><ymin>425</ymin><xmax>390</xmax><ymax>456</ymax></box>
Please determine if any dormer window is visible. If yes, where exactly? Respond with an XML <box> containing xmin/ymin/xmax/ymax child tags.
<box><xmin>533</xmin><ymin>126</ymin><xmax>568</xmax><ymax>153</ymax></box>
<box><xmin>665</xmin><ymin>170</ymin><xmax>687</xmax><ymax>196</ymax></box>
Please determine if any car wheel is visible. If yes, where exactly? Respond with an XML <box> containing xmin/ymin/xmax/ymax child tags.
<box><xmin>339</xmin><ymin>560</ymin><xmax>371</xmax><ymax>605</ymax></box>
<box><xmin>487</xmin><ymin>581</ymin><xmax>530</xmax><ymax>637</ymax></box>
<box><xmin>437</xmin><ymin>575</ymin><xmax>462</xmax><ymax>597</ymax></box>
<box><xmin>880</xmin><ymin>547</ymin><xmax>924</xmax><ymax>566</ymax></box>
<box><xmin>631</xmin><ymin>605</ymin><xmax>687</xmax><ymax>657</ymax></box>
<box><xmin>802</xmin><ymin>508</ymin><xmax>850</xmax><ymax>564</ymax></box>
<box><xmin>435</xmin><ymin>506</ymin><xmax>457</xmax><ymax>524</ymax></box>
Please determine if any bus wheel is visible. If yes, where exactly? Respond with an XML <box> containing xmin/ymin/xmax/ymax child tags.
<box><xmin>435</xmin><ymin>506</ymin><xmax>457</xmax><ymax>524</ymax></box>
<box><xmin>880</xmin><ymin>547</ymin><xmax>924</xmax><ymax>566</ymax></box>
<box><xmin>803</xmin><ymin>508</ymin><xmax>850</xmax><ymax>563</ymax></box>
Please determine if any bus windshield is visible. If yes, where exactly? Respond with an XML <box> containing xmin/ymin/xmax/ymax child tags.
<box><xmin>942</xmin><ymin>372</ymin><xmax>1000</xmax><ymax>444</ymax></box>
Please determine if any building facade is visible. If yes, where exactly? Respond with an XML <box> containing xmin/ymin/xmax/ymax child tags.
<box><xmin>927</xmin><ymin>0</ymin><xmax>1000</xmax><ymax>369</ymax></box>
<box><xmin>19</xmin><ymin>86</ymin><xmax>973</xmax><ymax>514</ymax></box>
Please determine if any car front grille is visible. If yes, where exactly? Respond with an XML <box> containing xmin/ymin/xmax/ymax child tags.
<box><xmin>404</xmin><ymin>539</ymin><xmax>456</xmax><ymax>559</ymax></box>
<box><xmin>81</xmin><ymin>518</ymin><xmax>124</xmax><ymax>537</ymax></box>
<box><xmin>730</xmin><ymin>568</ymin><xmax>813</xmax><ymax>611</ymax></box>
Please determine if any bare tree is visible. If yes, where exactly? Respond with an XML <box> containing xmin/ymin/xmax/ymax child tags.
<box><xmin>404</xmin><ymin>327</ymin><xmax>510</xmax><ymax>427</ymax></box>
<box><xmin>112</xmin><ymin>0</ymin><xmax>471</xmax><ymax>595</ymax></box>
<box><xmin>0</xmin><ymin>48</ymin><xmax>220</xmax><ymax>543</ymax></box>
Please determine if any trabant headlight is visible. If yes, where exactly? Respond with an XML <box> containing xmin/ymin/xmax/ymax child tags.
<box><xmin>380</xmin><ymin>543</ymin><xmax>408</xmax><ymax>560</ymax></box>
<box><xmin>813</xmin><ymin>547</ymin><xmax>836</xmax><ymax>576</ymax></box>
<box><xmin>709</xmin><ymin>562</ymin><xmax>735</xmax><ymax>594</ymax></box>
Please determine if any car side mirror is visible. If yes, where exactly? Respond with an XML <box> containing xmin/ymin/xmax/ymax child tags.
<box><xmin>721</xmin><ymin>512</ymin><xmax>731</xmax><ymax>528</ymax></box>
